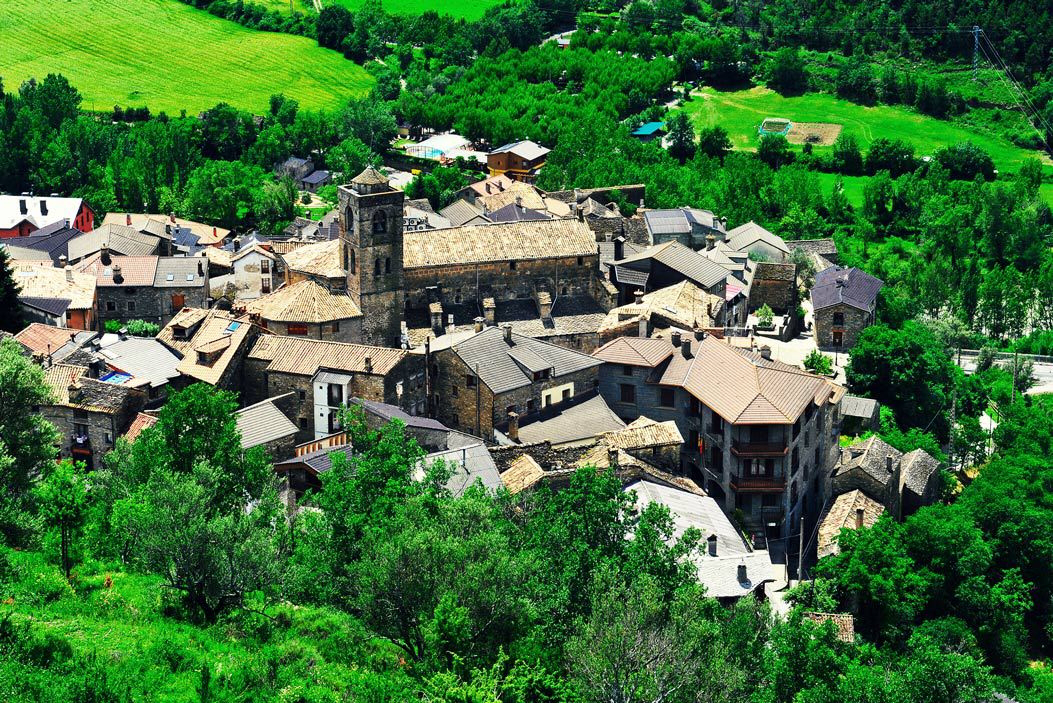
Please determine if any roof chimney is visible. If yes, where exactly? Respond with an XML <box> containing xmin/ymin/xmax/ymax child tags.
<box><xmin>170</xmin><ymin>211</ymin><xmax>177</xmax><ymax>223</ymax></box>
<box><xmin>65</xmin><ymin>265</ymin><xmax>73</xmax><ymax>282</ymax></box>
<box><xmin>633</xmin><ymin>289</ymin><xmax>644</xmax><ymax>305</ymax></box>
<box><xmin>502</xmin><ymin>323</ymin><xmax>513</xmax><ymax>343</ymax></box>
<box><xmin>112</xmin><ymin>263</ymin><xmax>123</xmax><ymax>285</ymax></box>
<box><xmin>681</xmin><ymin>338</ymin><xmax>692</xmax><ymax>358</ymax></box>
<box><xmin>483</xmin><ymin>297</ymin><xmax>496</xmax><ymax>326</ymax></box>
<box><xmin>614</xmin><ymin>236</ymin><xmax>625</xmax><ymax>261</ymax></box>
<box><xmin>855</xmin><ymin>507</ymin><xmax>865</xmax><ymax>529</ymax></box>
<box><xmin>57</xmin><ymin>254</ymin><xmax>68</xmax><ymax>269</ymax></box>
<box><xmin>485</xmin><ymin>183</ymin><xmax>491</xmax><ymax>194</ymax></box>
<box><xmin>474</xmin><ymin>316</ymin><xmax>485</xmax><ymax>333</ymax></box>
<box><xmin>705</xmin><ymin>233</ymin><xmax>716</xmax><ymax>251</ymax></box>
<box><xmin>760</xmin><ymin>345</ymin><xmax>772</xmax><ymax>360</ymax></box>
<box><xmin>100</xmin><ymin>243</ymin><xmax>111</xmax><ymax>266</ymax></box>
<box><xmin>212</xmin><ymin>226</ymin><xmax>217</xmax><ymax>238</ymax></box>
<box><xmin>126</xmin><ymin>213</ymin><xmax>132</xmax><ymax>226</ymax></box>
<box><xmin>694</xmin><ymin>328</ymin><xmax>705</xmax><ymax>341</ymax></box>
<box><xmin>18</xmin><ymin>199</ymin><xmax>27</xmax><ymax>215</ymax></box>
<box><xmin>577</xmin><ymin>202</ymin><xmax>584</xmax><ymax>221</ymax></box>
<box><xmin>671</xmin><ymin>330</ymin><xmax>681</xmax><ymax>347</ymax></box>
<box><xmin>707</xmin><ymin>534</ymin><xmax>718</xmax><ymax>557</ymax></box>
<box><xmin>638</xmin><ymin>316</ymin><xmax>648</xmax><ymax>338</ymax></box>
<box><xmin>364</xmin><ymin>356</ymin><xmax>373</xmax><ymax>374</ymax></box>
<box><xmin>515</xmin><ymin>195</ymin><xmax>523</xmax><ymax>209</ymax></box>
<box><xmin>197</xmin><ymin>260</ymin><xmax>204</xmax><ymax>276</ymax></box>
<box><xmin>507</xmin><ymin>411</ymin><xmax>519</xmax><ymax>442</ymax></box>
<box><xmin>886</xmin><ymin>455</ymin><xmax>894</xmax><ymax>474</ymax></box>
<box><xmin>737</xmin><ymin>563</ymin><xmax>748</xmax><ymax>583</ymax></box>
<box><xmin>39</xmin><ymin>199</ymin><xmax>48</xmax><ymax>216</ymax></box>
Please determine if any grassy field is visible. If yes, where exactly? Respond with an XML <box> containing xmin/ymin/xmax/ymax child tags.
<box><xmin>332</xmin><ymin>0</ymin><xmax>503</xmax><ymax>19</ymax></box>
<box><xmin>0</xmin><ymin>0</ymin><xmax>374</xmax><ymax>114</ymax></box>
<box><xmin>684</xmin><ymin>86</ymin><xmax>1049</xmax><ymax>175</ymax></box>
<box><xmin>815</xmin><ymin>171</ymin><xmax>1053</xmax><ymax>208</ymax></box>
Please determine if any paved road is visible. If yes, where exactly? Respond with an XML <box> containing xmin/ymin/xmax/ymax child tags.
<box><xmin>958</xmin><ymin>357</ymin><xmax>1053</xmax><ymax>394</ymax></box>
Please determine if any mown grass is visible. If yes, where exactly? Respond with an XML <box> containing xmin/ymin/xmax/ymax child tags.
<box><xmin>814</xmin><ymin>171</ymin><xmax>1053</xmax><ymax>208</ymax></box>
<box><xmin>0</xmin><ymin>550</ymin><xmax>409</xmax><ymax>701</ymax></box>
<box><xmin>684</xmin><ymin>86</ymin><xmax>1050</xmax><ymax>175</ymax></box>
<box><xmin>0</xmin><ymin>0</ymin><xmax>374</xmax><ymax>114</ymax></box>
<box><xmin>329</xmin><ymin>0</ymin><xmax>503</xmax><ymax>20</ymax></box>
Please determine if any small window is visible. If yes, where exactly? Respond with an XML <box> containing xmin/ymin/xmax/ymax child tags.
<box><xmin>659</xmin><ymin>387</ymin><xmax>675</xmax><ymax>408</ymax></box>
<box><xmin>261</xmin><ymin>259</ymin><xmax>270</xmax><ymax>274</ymax></box>
<box><xmin>104</xmin><ymin>432</ymin><xmax>113</xmax><ymax>444</ymax></box>
<box><xmin>619</xmin><ymin>384</ymin><xmax>635</xmax><ymax>404</ymax></box>
<box><xmin>385</xmin><ymin>257</ymin><xmax>391</xmax><ymax>274</ymax></box>
<box><xmin>298</xmin><ymin>390</ymin><xmax>306</xmax><ymax>401</ymax></box>
<box><xmin>576</xmin><ymin>256</ymin><xmax>584</xmax><ymax>266</ymax></box>
<box><xmin>452</xmin><ymin>386</ymin><xmax>458</xmax><ymax>397</ymax></box>
<box><xmin>261</xmin><ymin>278</ymin><xmax>271</xmax><ymax>294</ymax></box>
<box><xmin>299</xmin><ymin>417</ymin><xmax>309</xmax><ymax>430</ymax></box>
<box><xmin>832</xmin><ymin>311</ymin><xmax>845</xmax><ymax>327</ymax></box>
<box><xmin>126</xmin><ymin>301</ymin><xmax>136</xmax><ymax>311</ymax></box>
<box><xmin>622</xmin><ymin>365</ymin><xmax>633</xmax><ymax>376</ymax></box>
<box><xmin>106</xmin><ymin>301</ymin><xmax>116</xmax><ymax>312</ymax></box>
<box><xmin>172</xmin><ymin>326</ymin><xmax>186</xmax><ymax>339</ymax></box>
<box><xmin>186</xmin><ymin>273</ymin><xmax>194</xmax><ymax>282</ymax></box>
<box><xmin>526</xmin><ymin>399</ymin><xmax>536</xmax><ymax>412</ymax></box>
<box><xmin>166</xmin><ymin>273</ymin><xmax>175</xmax><ymax>282</ymax></box>
<box><xmin>287</xmin><ymin>322</ymin><xmax>308</xmax><ymax>336</ymax></box>
<box><xmin>509</xmin><ymin>261</ymin><xmax>517</xmax><ymax>271</ymax></box>
<box><xmin>561</xmin><ymin>388</ymin><xmax>571</xmax><ymax>401</ymax></box>
<box><xmin>372</xmin><ymin>210</ymin><xmax>387</xmax><ymax>234</ymax></box>
<box><xmin>374</xmin><ymin>258</ymin><xmax>382</xmax><ymax>276</ymax></box>
<box><xmin>466</xmin><ymin>375</ymin><xmax>476</xmax><ymax>388</ymax></box>
<box><xmin>73</xmin><ymin>422</ymin><xmax>89</xmax><ymax>437</ymax></box>
<box><xmin>330</xmin><ymin>321</ymin><xmax>340</xmax><ymax>333</ymax></box>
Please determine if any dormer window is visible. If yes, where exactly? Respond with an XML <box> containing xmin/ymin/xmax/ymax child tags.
<box><xmin>172</xmin><ymin>326</ymin><xmax>186</xmax><ymax>339</ymax></box>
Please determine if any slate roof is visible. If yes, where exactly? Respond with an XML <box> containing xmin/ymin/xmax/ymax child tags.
<box><xmin>487</xmin><ymin>202</ymin><xmax>552</xmax><ymax>223</ymax></box>
<box><xmin>247</xmin><ymin>335</ymin><xmax>407</xmax><ymax>377</ymax></box>
<box><xmin>235</xmin><ymin>395</ymin><xmax>298</xmax><ymax>450</ymax></box>
<box><xmin>20</xmin><ymin>296</ymin><xmax>71</xmax><ymax>317</ymax></box>
<box><xmin>96</xmin><ymin>335</ymin><xmax>182</xmax><ymax>388</ymax></box>
<box><xmin>3</xmin><ymin>224</ymin><xmax>81</xmax><ymax>264</ymax></box>
<box><xmin>725</xmin><ymin>221</ymin><xmax>789</xmax><ymax>255</ymax></box>
<box><xmin>626</xmin><ymin>479</ymin><xmax>776</xmax><ymax>599</ymax></box>
<box><xmin>439</xmin><ymin>199</ymin><xmax>491</xmax><ymax>227</ymax></box>
<box><xmin>450</xmin><ymin>326</ymin><xmax>602</xmax><ymax>394</ymax></box>
<box><xmin>0</xmin><ymin>195</ymin><xmax>85</xmax><ymax>230</ymax></box>
<box><xmin>76</xmin><ymin>254</ymin><xmax>159</xmax><ymax>287</ymax></box>
<box><xmin>840</xmin><ymin>395</ymin><xmax>879</xmax><ymax>420</ymax></box>
<box><xmin>490</xmin><ymin>140</ymin><xmax>550</xmax><ymax>161</ymax></box>
<box><xmin>68</xmin><ymin>224</ymin><xmax>160</xmax><ymax>260</ymax></box>
<box><xmin>153</xmin><ymin>258</ymin><xmax>207</xmax><ymax>288</ymax></box>
<box><xmin>274</xmin><ymin>443</ymin><xmax>354</xmax><ymax>475</ymax></box>
<box><xmin>280</xmin><ymin>239</ymin><xmax>344</xmax><ymax>279</ymax></box>
<box><xmin>901</xmin><ymin>449</ymin><xmax>941</xmax><ymax>496</ymax></box>
<box><xmin>301</xmin><ymin>170</ymin><xmax>331</xmax><ymax>185</ymax></box>
<box><xmin>351</xmin><ymin>166</ymin><xmax>389</xmax><ymax>186</ymax></box>
<box><xmin>614</xmin><ymin>241</ymin><xmax>730</xmax><ymax>289</ymax></box>
<box><xmin>790</xmin><ymin>239</ymin><xmax>838</xmax><ymax>258</ymax></box>
<box><xmin>422</xmin><ymin>443</ymin><xmax>502</xmax><ymax>495</ymax></box>
<box><xmin>643</xmin><ymin>208</ymin><xmax>722</xmax><ymax>236</ymax></box>
<box><xmin>12</xmin><ymin>262</ymin><xmax>96</xmax><ymax>310</ymax></box>
<box><xmin>515</xmin><ymin>393</ymin><xmax>626</xmax><ymax>446</ymax></box>
<box><xmin>817</xmin><ymin>489</ymin><xmax>885</xmax><ymax>558</ymax></box>
<box><xmin>836</xmin><ymin>435</ymin><xmax>902</xmax><ymax>485</ymax></box>
<box><xmin>245</xmin><ymin>280</ymin><xmax>362</xmax><ymax>324</ymax></box>
<box><xmin>811</xmin><ymin>266</ymin><xmax>883</xmax><ymax>313</ymax></box>
<box><xmin>352</xmin><ymin>397</ymin><xmax>448</xmax><ymax>431</ymax></box>
<box><xmin>594</xmin><ymin>335</ymin><xmax>841</xmax><ymax>425</ymax></box>
<box><xmin>403</xmin><ymin>219</ymin><xmax>595</xmax><ymax>269</ymax></box>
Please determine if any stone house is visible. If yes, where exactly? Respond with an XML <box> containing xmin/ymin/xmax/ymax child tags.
<box><xmin>156</xmin><ymin>308</ymin><xmax>262</xmax><ymax>391</ymax></box>
<box><xmin>230</xmin><ymin>244</ymin><xmax>277</xmax><ymax>300</ymax></box>
<box><xmin>828</xmin><ymin>435</ymin><xmax>941</xmax><ymax>522</ymax></box>
<box><xmin>592</xmin><ymin>332</ymin><xmax>844</xmax><ymax>539</ymax></box>
<box><xmin>12</xmin><ymin>262</ymin><xmax>97</xmax><ymax>330</ymax></box>
<box><xmin>749</xmin><ymin>262</ymin><xmax>797</xmax><ymax>314</ymax></box>
<box><xmin>277</xmin><ymin>156</ymin><xmax>315</xmax><ymax>182</ymax></box>
<box><xmin>642</xmin><ymin>208</ymin><xmax>727</xmax><ymax>249</ymax></box>
<box><xmin>596</xmin><ymin>281</ymin><xmax>726</xmax><ymax>346</ymax></box>
<box><xmin>724</xmin><ymin>221</ymin><xmax>790</xmax><ymax>263</ymax></box>
<box><xmin>242</xmin><ymin>334</ymin><xmax>425</xmax><ymax>443</ymax></box>
<box><xmin>235</xmin><ymin>394</ymin><xmax>299</xmax><ymax>460</ymax></box>
<box><xmin>76</xmin><ymin>253</ymin><xmax>209</xmax><ymax>329</ymax></box>
<box><xmin>428</xmin><ymin>324</ymin><xmax>603</xmax><ymax>440</ymax></box>
<box><xmin>608</xmin><ymin>240</ymin><xmax>730</xmax><ymax>306</ymax></box>
<box><xmin>811</xmin><ymin>266</ymin><xmax>883</xmax><ymax>350</ymax></box>
<box><xmin>243</xmin><ymin>279</ymin><xmax>363</xmax><ymax>343</ymax></box>
<box><xmin>41</xmin><ymin>363</ymin><xmax>147</xmax><ymax>470</ymax></box>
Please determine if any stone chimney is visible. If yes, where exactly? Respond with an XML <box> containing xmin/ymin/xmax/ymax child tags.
<box><xmin>170</xmin><ymin>211</ymin><xmax>177</xmax><ymax>223</ymax></box>
<box><xmin>507</xmin><ymin>412</ymin><xmax>519</xmax><ymax>442</ymax></box>
<box><xmin>197</xmin><ymin>260</ymin><xmax>204</xmax><ymax>276</ymax></box>
<box><xmin>671</xmin><ymin>330</ymin><xmax>681</xmax><ymax>347</ymax></box>
<box><xmin>886</xmin><ymin>455</ymin><xmax>893</xmax><ymax>474</ymax></box>
<box><xmin>503</xmin><ymin>323</ymin><xmax>513</xmax><ymax>343</ymax></box>
<box><xmin>364</xmin><ymin>356</ymin><xmax>373</xmax><ymax>374</ymax></box>
<box><xmin>614</xmin><ymin>236</ymin><xmax>625</xmax><ymax>261</ymax></box>
<box><xmin>638</xmin><ymin>316</ymin><xmax>648</xmax><ymax>338</ymax></box>
<box><xmin>706</xmin><ymin>233</ymin><xmax>716</xmax><ymax>251</ymax></box>
<box><xmin>100</xmin><ymin>244</ymin><xmax>111</xmax><ymax>266</ymax></box>
<box><xmin>483</xmin><ymin>297</ymin><xmax>496</xmax><ymax>326</ymax></box>
<box><xmin>737</xmin><ymin>563</ymin><xmax>748</xmax><ymax>583</ymax></box>
<box><xmin>112</xmin><ymin>263</ymin><xmax>123</xmax><ymax>285</ymax></box>
<box><xmin>445</xmin><ymin>313</ymin><xmax>455</xmax><ymax>335</ymax></box>
<box><xmin>473</xmin><ymin>316</ymin><xmax>485</xmax><ymax>333</ymax></box>
<box><xmin>694</xmin><ymin>328</ymin><xmax>705</xmax><ymax>341</ymax></box>
<box><xmin>633</xmin><ymin>289</ymin><xmax>644</xmax><ymax>305</ymax></box>
<box><xmin>760</xmin><ymin>345</ymin><xmax>772</xmax><ymax>360</ymax></box>
<box><xmin>65</xmin><ymin>265</ymin><xmax>73</xmax><ymax>282</ymax></box>
<box><xmin>719</xmin><ymin>216</ymin><xmax>728</xmax><ymax>231</ymax></box>
<box><xmin>707</xmin><ymin>534</ymin><xmax>718</xmax><ymax>557</ymax></box>
<box><xmin>681</xmin><ymin>338</ymin><xmax>692</xmax><ymax>359</ymax></box>
<box><xmin>607</xmin><ymin>447</ymin><xmax>619</xmax><ymax>468</ymax></box>
<box><xmin>537</xmin><ymin>291</ymin><xmax>552</xmax><ymax>322</ymax></box>
<box><xmin>577</xmin><ymin>203</ymin><xmax>584</xmax><ymax>222</ymax></box>
<box><xmin>57</xmin><ymin>254</ymin><xmax>67</xmax><ymax>269</ymax></box>
<box><xmin>430</xmin><ymin>303</ymin><xmax>443</xmax><ymax>332</ymax></box>
<box><xmin>125</xmin><ymin>213</ymin><xmax>132</xmax><ymax>226</ymax></box>
<box><xmin>855</xmin><ymin>507</ymin><xmax>864</xmax><ymax>529</ymax></box>
<box><xmin>515</xmin><ymin>195</ymin><xmax>523</xmax><ymax>209</ymax></box>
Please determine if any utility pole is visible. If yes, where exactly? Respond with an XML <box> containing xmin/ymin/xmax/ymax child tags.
<box><xmin>797</xmin><ymin>515</ymin><xmax>804</xmax><ymax>586</ymax></box>
<box><xmin>973</xmin><ymin>26</ymin><xmax>981</xmax><ymax>82</ymax></box>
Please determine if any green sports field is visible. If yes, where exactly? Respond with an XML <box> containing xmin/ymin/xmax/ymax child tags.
<box><xmin>0</xmin><ymin>0</ymin><xmax>374</xmax><ymax>114</ymax></box>
<box><xmin>684</xmin><ymin>86</ymin><xmax>1049</xmax><ymax>175</ymax></box>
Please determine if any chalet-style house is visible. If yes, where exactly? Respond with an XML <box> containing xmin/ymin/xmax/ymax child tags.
<box><xmin>486</xmin><ymin>140</ymin><xmax>550</xmax><ymax>182</ymax></box>
<box><xmin>810</xmin><ymin>266</ymin><xmax>884</xmax><ymax>350</ymax></box>
<box><xmin>0</xmin><ymin>195</ymin><xmax>94</xmax><ymax>238</ymax></box>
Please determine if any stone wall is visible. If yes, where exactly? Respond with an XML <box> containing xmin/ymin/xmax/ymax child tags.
<box><xmin>97</xmin><ymin>283</ymin><xmax>209</xmax><ymax>330</ymax></box>
<box><xmin>260</xmin><ymin>318</ymin><xmax>363</xmax><ymax>345</ymax></box>
<box><xmin>813</xmin><ymin>303</ymin><xmax>872</xmax><ymax>350</ymax></box>
<box><xmin>749</xmin><ymin>262</ymin><xmax>797</xmax><ymax>313</ymax></box>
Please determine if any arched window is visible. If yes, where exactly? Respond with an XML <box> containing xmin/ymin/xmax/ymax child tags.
<box><xmin>374</xmin><ymin>258</ymin><xmax>382</xmax><ymax>276</ymax></box>
<box><xmin>344</xmin><ymin>206</ymin><xmax>353</xmax><ymax>229</ymax></box>
<box><xmin>385</xmin><ymin>257</ymin><xmax>391</xmax><ymax>274</ymax></box>
<box><xmin>372</xmin><ymin>210</ymin><xmax>387</xmax><ymax>234</ymax></box>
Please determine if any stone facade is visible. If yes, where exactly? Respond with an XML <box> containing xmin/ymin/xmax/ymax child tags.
<box><xmin>265</xmin><ymin>318</ymin><xmax>363</xmax><ymax>345</ymax></box>
<box><xmin>97</xmin><ymin>280</ymin><xmax>208</xmax><ymax>330</ymax></box>
<box><xmin>813</xmin><ymin>303</ymin><xmax>873</xmax><ymax>350</ymax></box>
<box><xmin>43</xmin><ymin>388</ymin><xmax>146</xmax><ymax>471</ymax></box>
<box><xmin>432</xmin><ymin>350</ymin><xmax>600</xmax><ymax>440</ymax></box>
<box><xmin>339</xmin><ymin>172</ymin><xmax>405</xmax><ymax>347</ymax></box>
<box><xmin>748</xmin><ymin>262</ymin><xmax>797</xmax><ymax>313</ymax></box>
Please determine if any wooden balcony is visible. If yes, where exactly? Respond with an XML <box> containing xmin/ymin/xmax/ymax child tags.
<box><xmin>730</xmin><ymin>474</ymin><xmax>786</xmax><ymax>492</ymax></box>
<box><xmin>731</xmin><ymin>439</ymin><xmax>789</xmax><ymax>457</ymax></box>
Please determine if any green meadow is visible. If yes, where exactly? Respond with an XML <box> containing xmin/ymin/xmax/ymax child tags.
<box><xmin>814</xmin><ymin>171</ymin><xmax>1053</xmax><ymax>208</ymax></box>
<box><xmin>684</xmin><ymin>86</ymin><xmax>1049</xmax><ymax>175</ymax></box>
<box><xmin>0</xmin><ymin>0</ymin><xmax>374</xmax><ymax>114</ymax></box>
<box><xmin>260</xmin><ymin>0</ymin><xmax>504</xmax><ymax>20</ymax></box>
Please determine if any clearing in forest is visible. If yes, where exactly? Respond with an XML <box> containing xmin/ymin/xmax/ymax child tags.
<box><xmin>685</xmin><ymin>86</ymin><xmax>1049</xmax><ymax>174</ymax></box>
<box><xmin>0</xmin><ymin>0</ymin><xmax>374</xmax><ymax>114</ymax></box>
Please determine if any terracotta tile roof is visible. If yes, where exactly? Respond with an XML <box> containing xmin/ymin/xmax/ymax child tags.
<box><xmin>465</xmin><ymin>174</ymin><xmax>517</xmax><ymax>198</ymax></box>
<box><xmin>478</xmin><ymin>182</ymin><xmax>547</xmax><ymax>213</ymax></box>
<box><xmin>14</xmin><ymin>323</ymin><xmax>79</xmax><ymax>356</ymax></box>
<box><xmin>202</xmin><ymin>247</ymin><xmax>233</xmax><ymax>269</ymax></box>
<box><xmin>501</xmin><ymin>454</ymin><xmax>545</xmax><ymax>494</ymax></box>
<box><xmin>817</xmin><ymin>489</ymin><xmax>885</xmax><ymax>558</ymax></box>
<box><xmin>12</xmin><ymin>262</ymin><xmax>96</xmax><ymax>310</ymax></box>
<box><xmin>803</xmin><ymin>612</ymin><xmax>855</xmax><ymax>642</ymax></box>
<box><xmin>279</xmin><ymin>239</ymin><xmax>344</xmax><ymax>279</ymax></box>
<box><xmin>75</xmin><ymin>254</ymin><xmax>159</xmax><ymax>287</ymax></box>
<box><xmin>244</xmin><ymin>280</ymin><xmax>362</xmax><ymax>324</ymax></box>
<box><xmin>167</xmin><ymin>310</ymin><xmax>255</xmax><ymax>385</ymax></box>
<box><xmin>592</xmin><ymin>336</ymin><xmax>677</xmax><ymax>367</ymax></box>
<box><xmin>269</xmin><ymin>239</ymin><xmax>313</xmax><ymax>255</ymax></box>
<box><xmin>603</xmin><ymin>416</ymin><xmax>683</xmax><ymax>450</ymax></box>
<box><xmin>123</xmin><ymin>412</ymin><xmax>158</xmax><ymax>443</ymax></box>
<box><xmin>403</xmin><ymin>219</ymin><xmax>596</xmax><ymax>269</ymax></box>
<box><xmin>157</xmin><ymin>307</ymin><xmax>211</xmax><ymax>355</ymax></box>
<box><xmin>247</xmin><ymin>335</ymin><xmax>407</xmax><ymax>377</ymax></box>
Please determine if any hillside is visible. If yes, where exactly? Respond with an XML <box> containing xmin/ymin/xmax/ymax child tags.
<box><xmin>684</xmin><ymin>86</ymin><xmax>1050</xmax><ymax>175</ymax></box>
<box><xmin>0</xmin><ymin>0</ymin><xmax>374</xmax><ymax>114</ymax></box>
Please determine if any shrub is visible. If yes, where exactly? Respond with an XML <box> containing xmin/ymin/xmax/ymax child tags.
<box><xmin>756</xmin><ymin>304</ymin><xmax>775</xmax><ymax>328</ymax></box>
<box><xmin>803</xmin><ymin>348</ymin><xmax>833</xmax><ymax>375</ymax></box>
